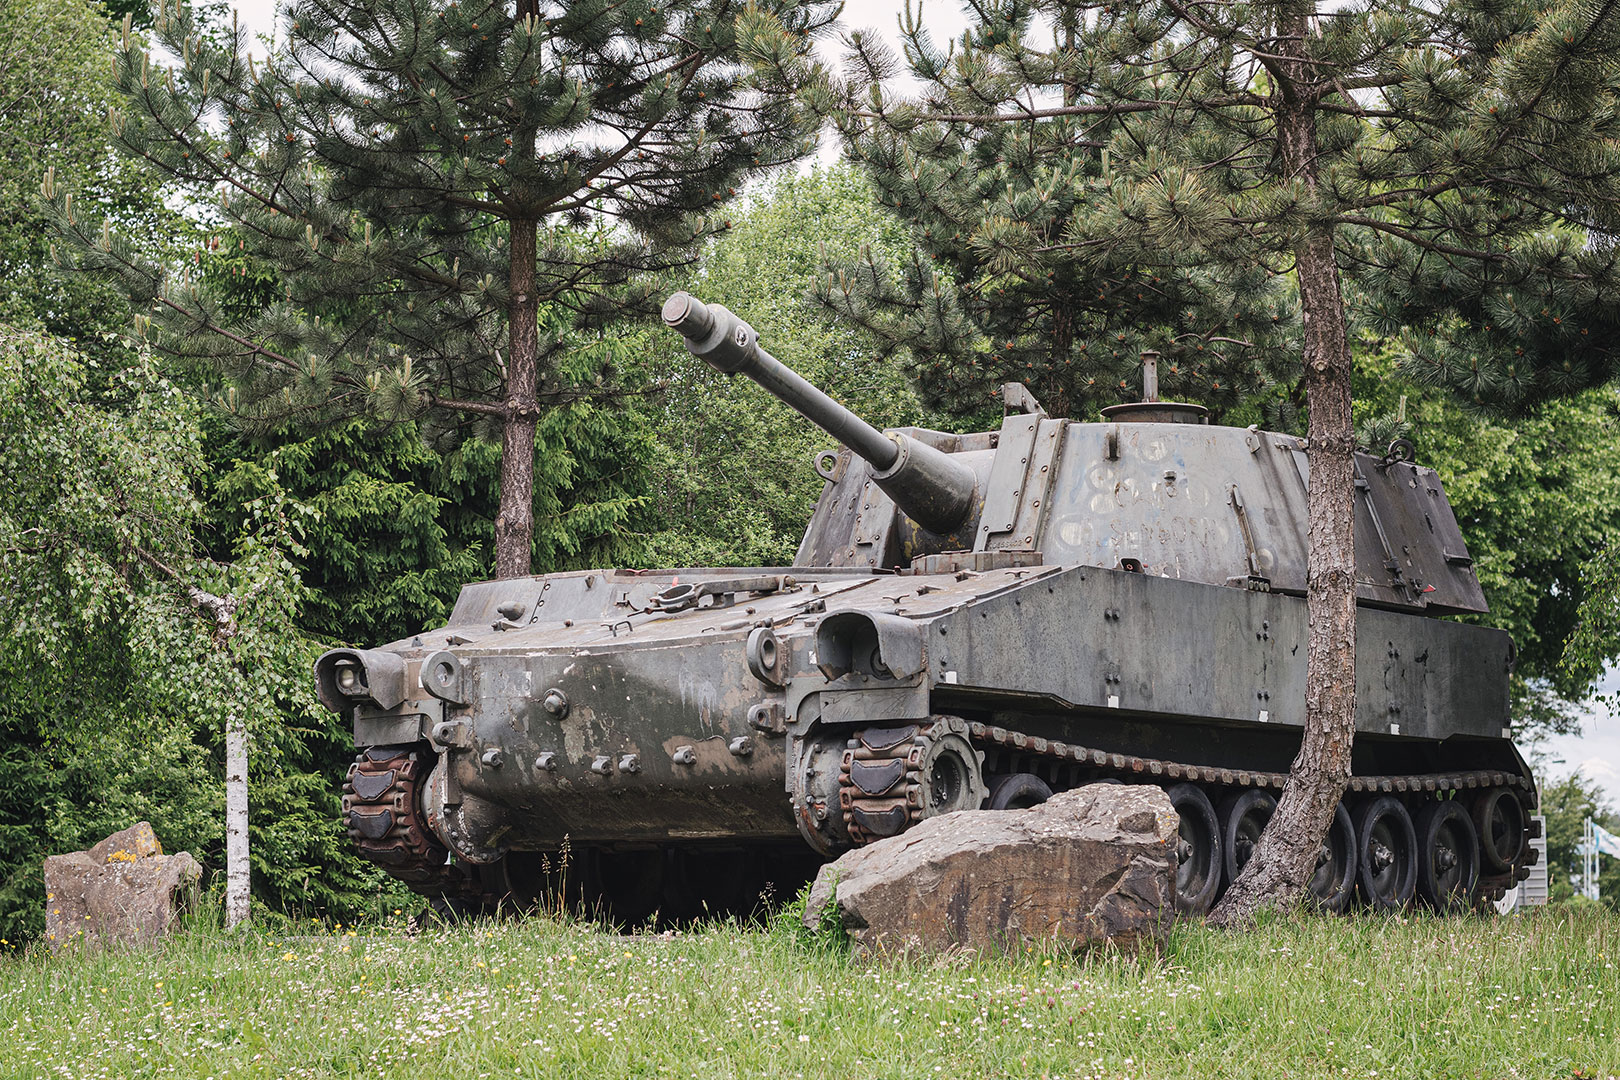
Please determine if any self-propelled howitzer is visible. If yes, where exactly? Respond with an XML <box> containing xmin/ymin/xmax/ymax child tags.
<box><xmin>315</xmin><ymin>294</ymin><xmax>1538</xmax><ymax>921</ymax></box>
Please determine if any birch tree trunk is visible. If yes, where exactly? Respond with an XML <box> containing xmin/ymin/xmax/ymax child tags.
<box><xmin>224</xmin><ymin>711</ymin><xmax>250</xmax><ymax>929</ymax></box>
<box><xmin>131</xmin><ymin>550</ymin><xmax>256</xmax><ymax>929</ymax></box>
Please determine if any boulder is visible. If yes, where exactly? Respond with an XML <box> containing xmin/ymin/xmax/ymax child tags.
<box><xmin>806</xmin><ymin>783</ymin><xmax>1178</xmax><ymax>956</ymax></box>
<box><xmin>44</xmin><ymin>823</ymin><xmax>201</xmax><ymax>950</ymax></box>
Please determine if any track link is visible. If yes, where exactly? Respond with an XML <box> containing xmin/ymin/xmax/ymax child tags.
<box><xmin>343</xmin><ymin>744</ymin><xmax>474</xmax><ymax>899</ymax></box>
<box><xmin>840</xmin><ymin>723</ymin><xmax>926</xmax><ymax>844</ymax></box>
<box><xmin>839</xmin><ymin>717</ymin><xmax>984</xmax><ymax>844</ymax></box>
<box><xmin>964</xmin><ymin>720</ymin><xmax>1534</xmax><ymax>798</ymax></box>
<box><xmin>835</xmin><ymin>719</ymin><xmax>1539</xmax><ymax>894</ymax></box>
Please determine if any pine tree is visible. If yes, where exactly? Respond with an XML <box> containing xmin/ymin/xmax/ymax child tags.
<box><xmin>48</xmin><ymin>0</ymin><xmax>836</xmax><ymax>578</ymax></box>
<box><xmin>813</xmin><ymin>0</ymin><xmax>1299</xmax><ymax>419</ymax></box>
<box><xmin>827</xmin><ymin>0</ymin><xmax>1620</xmax><ymax>921</ymax></box>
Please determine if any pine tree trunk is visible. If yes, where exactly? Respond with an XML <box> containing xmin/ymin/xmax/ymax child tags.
<box><xmin>1209</xmin><ymin>64</ymin><xmax>1357</xmax><ymax>926</ymax></box>
<box><xmin>494</xmin><ymin>217</ymin><xmax>540</xmax><ymax>580</ymax></box>
<box><xmin>224</xmin><ymin>711</ymin><xmax>250</xmax><ymax>929</ymax></box>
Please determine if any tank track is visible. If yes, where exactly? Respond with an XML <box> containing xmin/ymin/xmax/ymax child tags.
<box><xmin>839</xmin><ymin>720</ymin><xmax>940</xmax><ymax>844</ymax></box>
<box><xmin>342</xmin><ymin>744</ymin><xmax>481</xmax><ymax>902</ymax></box>
<box><xmin>962</xmin><ymin>720</ymin><xmax>1534</xmax><ymax>799</ymax></box>
<box><xmin>836</xmin><ymin>719</ymin><xmax>1539</xmax><ymax>897</ymax></box>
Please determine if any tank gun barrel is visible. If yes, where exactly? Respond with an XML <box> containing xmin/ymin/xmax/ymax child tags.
<box><xmin>663</xmin><ymin>292</ymin><xmax>977</xmax><ymax>536</ymax></box>
<box><xmin>662</xmin><ymin>292</ymin><xmax>899</xmax><ymax>468</ymax></box>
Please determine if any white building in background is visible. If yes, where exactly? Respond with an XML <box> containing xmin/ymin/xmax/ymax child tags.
<box><xmin>1495</xmin><ymin>816</ymin><xmax>1549</xmax><ymax>914</ymax></box>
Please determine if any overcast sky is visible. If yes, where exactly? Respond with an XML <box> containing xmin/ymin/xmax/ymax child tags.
<box><xmin>219</xmin><ymin>0</ymin><xmax>1620</xmax><ymax>804</ymax></box>
<box><xmin>1536</xmin><ymin>669</ymin><xmax>1620</xmax><ymax>793</ymax></box>
<box><xmin>228</xmin><ymin>0</ymin><xmax>972</xmax><ymax>64</ymax></box>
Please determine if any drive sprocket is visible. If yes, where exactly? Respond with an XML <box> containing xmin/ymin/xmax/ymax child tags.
<box><xmin>343</xmin><ymin>744</ymin><xmax>475</xmax><ymax>900</ymax></box>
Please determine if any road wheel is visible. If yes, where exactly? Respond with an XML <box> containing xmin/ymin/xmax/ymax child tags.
<box><xmin>1166</xmin><ymin>783</ymin><xmax>1222</xmax><ymax>916</ymax></box>
<box><xmin>1218</xmin><ymin>789</ymin><xmax>1277</xmax><ymax>889</ymax></box>
<box><xmin>986</xmin><ymin>773</ymin><xmax>1054</xmax><ymax>811</ymax></box>
<box><xmin>1416</xmin><ymin>800</ymin><xmax>1481</xmax><ymax>911</ymax></box>
<box><xmin>1354</xmin><ymin>796</ymin><xmax>1418</xmax><ymax>910</ymax></box>
<box><xmin>1472</xmin><ymin>788</ymin><xmax>1526</xmax><ymax>874</ymax></box>
<box><xmin>917</xmin><ymin>729</ymin><xmax>987</xmax><ymax>819</ymax></box>
<box><xmin>1308</xmin><ymin>802</ymin><xmax>1357</xmax><ymax>914</ymax></box>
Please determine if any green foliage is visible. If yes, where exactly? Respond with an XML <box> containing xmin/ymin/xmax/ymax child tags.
<box><xmin>0</xmin><ymin>327</ymin><xmax>385</xmax><ymax>942</ymax></box>
<box><xmin>1538</xmin><ymin>772</ymin><xmax>1620</xmax><ymax>909</ymax></box>
<box><xmin>769</xmin><ymin>877</ymin><xmax>847</xmax><ymax>955</ymax></box>
<box><xmin>521</xmin><ymin>327</ymin><xmax>663</xmax><ymax>574</ymax></box>
<box><xmin>54</xmin><ymin>0</ymin><xmax>837</xmax><ymax>414</ymax></box>
<box><xmin>1566</xmin><ymin>542</ymin><xmax>1620</xmax><ymax>703</ymax></box>
<box><xmin>641</xmin><ymin>167</ymin><xmax>972</xmax><ymax>566</ymax></box>
<box><xmin>201</xmin><ymin>341</ymin><xmax>660</xmax><ymax>648</ymax></box>
<box><xmin>46</xmin><ymin>0</ymin><xmax>839</xmax><ymax>576</ymax></box>
<box><xmin>0</xmin><ymin>0</ymin><xmax>119</xmax><ymax>334</ymax></box>
<box><xmin>1354</xmin><ymin>353</ymin><xmax>1620</xmax><ymax>708</ymax></box>
<box><xmin>205</xmin><ymin>420</ymin><xmax>486</xmax><ymax>647</ymax></box>
<box><xmin>824</xmin><ymin>0</ymin><xmax>1620</xmax><ymax>418</ymax></box>
<box><xmin>816</xmin><ymin>5</ymin><xmax>1298</xmax><ymax>419</ymax></box>
<box><xmin>0</xmin><ymin>0</ymin><xmax>179</xmax><ymax>348</ymax></box>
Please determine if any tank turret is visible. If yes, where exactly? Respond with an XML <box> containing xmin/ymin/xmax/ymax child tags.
<box><xmin>662</xmin><ymin>291</ymin><xmax>978</xmax><ymax>537</ymax></box>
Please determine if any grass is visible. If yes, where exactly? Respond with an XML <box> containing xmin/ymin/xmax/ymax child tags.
<box><xmin>0</xmin><ymin>904</ymin><xmax>1616</xmax><ymax>1079</ymax></box>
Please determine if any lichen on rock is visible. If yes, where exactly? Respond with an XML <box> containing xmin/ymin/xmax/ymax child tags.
<box><xmin>43</xmin><ymin>822</ymin><xmax>200</xmax><ymax>950</ymax></box>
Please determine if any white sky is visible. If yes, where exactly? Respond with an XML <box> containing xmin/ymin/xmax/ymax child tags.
<box><xmin>1536</xmin><ymin>669</ymin><xmax>1620</xmax><ymax>796</ymax></box>
<box><xmin>220</xmin><ymin>0</ymin><xmax>1620</xmax><ymax>806</ymax></box>
<box><xmin>227</xmin><ymin>0</ymin><xmax>973</xmax><ymax>69</ymax></box>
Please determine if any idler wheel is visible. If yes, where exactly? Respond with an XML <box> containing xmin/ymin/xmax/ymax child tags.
<box><xmin>1472</xmin><ymin>788</ymin><xmax>1527</xmax><ymax>874</ymax></box>
<box><xmin>1354</xmin><ymin>796</ymin><xmax>1418</xmax><ymax>910</ymax></box>
<box><xmin>916</xmin><ymin>728</ymin><xmax>988</xmax><ymax>820</ymax></box>
<box><xmin>986</xmin><ymin>773</ymin><xmax>1053</xmax><ymax>811</ymax></box>
<box><xmin>1416</xmin><ymin>800</ymin><xmax>1480</xmax><ymax>911</ymax></box>
<box><xmin>1307</xmin><ymin>802</ymin><xmax>1357</xmax><ymax>914</ymax></box>
<box><xmin>1165</xmin><ymin>783</ymin><xmax>1221</xmax><ymax>916</ymax></box>
<box><xmin>1218</xmin><ymin>789</ymin><xmax>1277</xmax><ymax>889</ymax></box>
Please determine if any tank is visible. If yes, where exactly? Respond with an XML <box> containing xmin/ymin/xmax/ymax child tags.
<box><xmin>314</xmin><ymin>292</ymin><xmax>1539</xmax><ymax>920</ymax></box>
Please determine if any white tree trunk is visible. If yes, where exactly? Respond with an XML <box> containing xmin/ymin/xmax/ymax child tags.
<box><xmin>225</xmin><ymin>712</ymin><xmax>250</xmax><ymax>929</ymax></box>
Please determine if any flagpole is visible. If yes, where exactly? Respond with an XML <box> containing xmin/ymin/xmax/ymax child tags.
<box><xmin>1585</xmin><ymin>817</ymin><xmax>1597</xmax><ymax>901</ymax></box>
<box><xmin>1582</xmin><ymin>818</ymin><xmax>1590</xmax><ymax>900</ymax></box>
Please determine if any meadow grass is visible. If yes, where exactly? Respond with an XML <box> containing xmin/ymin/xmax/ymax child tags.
<box><xmin>0</xmin><ymin>904</ymin><xmax>1615</xmax><ymax>1079</ymax></box>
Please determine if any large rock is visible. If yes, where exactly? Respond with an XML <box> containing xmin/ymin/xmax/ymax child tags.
<box><xmin>44</xmin><ymin>823</ymin><xmax>201</xmax><ymax>950</ymax></box>
<box><xmin>806</xmin><ymin>784</ymin><xmax>1178</xmax><ymax>956</ymax></box>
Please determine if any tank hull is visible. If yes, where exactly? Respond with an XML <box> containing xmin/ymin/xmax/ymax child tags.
<box><xmin>325</xmin><ymin>561</ymin><xmax>1531</xmax><ymax>902</ymax></box>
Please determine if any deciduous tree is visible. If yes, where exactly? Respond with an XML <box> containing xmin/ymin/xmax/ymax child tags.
<box><xmin>0</xmin><ymin>327</ymin><xmax>338</xmax><ymax>932</ymax></box>
<box><xmin>643</xmin><ymin>166</ymin><xmax>963</xmax><ymax>566</ymax></box>
<box><xmin>1539</xmin><ymin>771</ymin><xmax>1620</xmax><ymax>908</ymax></box>
<box><xmin>0</xmin><ymin>0</ymin><xmax>176</xmax><ymax>344</ymax></box>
